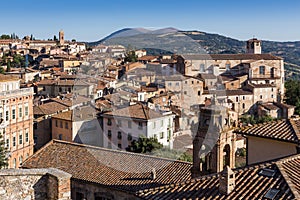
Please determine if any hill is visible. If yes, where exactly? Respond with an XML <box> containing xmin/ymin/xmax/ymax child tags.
<box><xmin>89</xmin><ymin>28</ymin><xmax>300</xmax><ymax>79</ymax></box>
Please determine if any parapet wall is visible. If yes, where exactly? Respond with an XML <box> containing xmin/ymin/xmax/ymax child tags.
<box><xmin>0</xmin><ymin>168</ymin><xmax>71</xmax><ymax>200</ymax></box>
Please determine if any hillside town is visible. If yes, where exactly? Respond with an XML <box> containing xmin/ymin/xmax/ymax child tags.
<box><xmin>0</xmin><ymin>30</ymin><xmax>300</xmax><ymax>200</ymax></box>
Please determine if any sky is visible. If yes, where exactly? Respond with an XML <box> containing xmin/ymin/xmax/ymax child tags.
<box><xmin>1</xmin><ymin>0</ymin><xmax>299</xmax><ymax>42</ymax></box>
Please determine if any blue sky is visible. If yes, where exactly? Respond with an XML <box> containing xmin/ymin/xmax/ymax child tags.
<box><xmin>1</xmin><ymin>0</ymin><xmax>299</xmax><ymax>42</ymax></box>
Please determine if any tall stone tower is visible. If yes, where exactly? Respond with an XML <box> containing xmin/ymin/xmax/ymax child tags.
<box><xmin>191</xmin><ymin>104</ymin><xmax>236</xmax><ymax>178</ymax></box>
<box><xmin>246</xmin><ymin>38</ymin><xmax>261</xmax><ymax>54</ymax></box>
<box><xmin>59</xmin><ymin>30</ymin><xmax>65</xmax><ymax>46</ymax></box>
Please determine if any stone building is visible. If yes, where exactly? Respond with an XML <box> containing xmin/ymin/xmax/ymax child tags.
<box><xmin>191</xmin><ymin>104</ymin><xmax>236</xmax><ymax>178</ymax></box>
<box><xmin>0</xmin><ymin>74</ymin><xmax>34</xmax><ymax>168</ymax></box>
<box><xmin>0</xmin><ymin>168</ymin><xmax>71</xmax><ymax>200</ymax></box>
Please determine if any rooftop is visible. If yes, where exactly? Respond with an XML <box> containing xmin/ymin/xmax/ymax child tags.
<box><xmin>235</xmin><ymin>118</ymin><xmax>300</xmax><ymax>144</ymax></box>
<box><xmin>181</xmin><ymin>53</ymin><xmax>282</xmax><ymax>61</ymax></box>
<box><xmin>22</xmin><ymin>139</ymin><xmax>192</xmax><ymax>193</ymax></box>
<box><xmin>137</xmin><ymin>155</ymin><xmax>300</xmax><ymax>199</ymax></box>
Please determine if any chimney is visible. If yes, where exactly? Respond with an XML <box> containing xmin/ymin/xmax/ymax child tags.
<box><xmin>151</xmin><ymin>168</ymin><xmax>156</xmax><ymax>180</ymax></box>
<box><xmin>219</xmin><ymin>166</ymin><xmax>235</xmax><ymax>195</ymax></box>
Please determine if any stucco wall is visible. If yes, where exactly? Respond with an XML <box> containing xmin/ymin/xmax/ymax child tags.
<box><xmin>247</xmin><ymin>136</ymin><xmax>297</xmax><ymax>165</ymax></box>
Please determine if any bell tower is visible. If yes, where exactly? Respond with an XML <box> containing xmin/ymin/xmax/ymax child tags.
<box><xmin>191</xmin><ymin>104</ymin><xmax>236</xmax><ymax>178</ymax></box>
<box><xmin>59</xmin><ymin>30</ymin><xmax>65</xmax><ymax>46</ymax></box>
<box><xmin>246</xmin><ymin>38</ymin><xmax>261</xmax><ymax>54</ymax></box>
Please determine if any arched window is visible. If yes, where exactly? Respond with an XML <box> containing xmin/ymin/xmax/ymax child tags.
<box><xmin>19</xmin><ymin>156</ymin><xmax>23</xmax><ymax>166</ymax></box>
<box><xmin>259</xmin><ymin>66</ymin><xmax>265</xmax><ymax>75</ymax></box>
<box><xmin>13</xmin><ymin>158</ymin><xmax>16</xmax><ymax>168</ymax></box>
<box><xmin>223</xmin><ymin>144</ymin><xmax>231</xmax><ymax>168</ymax></box>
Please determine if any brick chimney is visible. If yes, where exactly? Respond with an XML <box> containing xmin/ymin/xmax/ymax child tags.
<box><xmin>219</xmin><ymin>165</ymin><xmax>235</xmax><ymax>195</ymax></box>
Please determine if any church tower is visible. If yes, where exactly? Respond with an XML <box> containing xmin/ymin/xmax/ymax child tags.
<box><xmin>246</xmin><ymin>38</ymin><xmax>261</xmax><ymax>54</ymax></box>
<box><xmin>191</xmin><ymin>104</ymin><xmax>236</xmax><ymax>178</ymax></box>
<box><xmin>59</xmin><ymin>30</ymin><xmax>65</xmax><ymax>46</ymax></box>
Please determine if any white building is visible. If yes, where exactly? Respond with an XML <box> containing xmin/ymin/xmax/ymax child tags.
<box><xmin>101</xmin><ymin>103</ymin><xmax>175</xmax><ymax>150</ymax></box>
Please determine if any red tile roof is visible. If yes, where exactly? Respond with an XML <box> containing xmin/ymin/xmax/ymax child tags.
<box><xmin>22</xmin><ymin>140</ymin><xmax>192</xmax><ymax>193</ymax></box>
<box><xmin>102</xmin><ymin>103</ymin><xmax>166</xmax><ymax>120</ymax></box>
<box><xmin>136</xmin><ymin>156</ymin><xmax>296</xmax><ymax>199</ymax></box>
<box><xmin>235</xmin><ymin>118</ymin><xmax>300</xmax><ymax>144</ymax></box>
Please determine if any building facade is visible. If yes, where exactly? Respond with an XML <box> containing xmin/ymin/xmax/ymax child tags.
<box><xmin>0</xmin><ymin>75</ymin><xmax>34</xmax><ymax>168</ymax></box>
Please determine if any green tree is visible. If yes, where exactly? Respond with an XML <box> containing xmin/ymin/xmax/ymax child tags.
<box><xmin>0</xmin><ymin>130</ymin><xmax>8</xmax><ymax>168</ymax></box>
<box><xmin>124</xmin><ymin>50</ymin><xmax>138</xmax><ymax>63</ymax></box>
<box><xmin>0</xmin><ymin>66</ymin><xmax>5</xmax><ymax>74</ymax></box>
<box><xmin>0</xmin><ymin>34</ymin><xmax>10</xmax><ymax>40</ymax></box>
<box><xmin>285</xmin><ymin>80</ymin><xmax>300</xmax><ymax>115</ymax></box>
<box><xmin>53</xmin><ymin>35</ymin><xmax>58</xmax><ymax>41</ymax></box>
<box><xmin>6</xmin><ymin>60</ymin><xmax>11</xmax><ymax>72</ymax></box>
<box><xmin>126</xmin><ymin>136</ymin><xmax>163</xmax><ymax>153</ymax></box>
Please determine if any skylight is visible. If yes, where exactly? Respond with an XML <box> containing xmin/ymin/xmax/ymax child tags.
<box><xmin>258</xmin><ymin>168</ymin><xmax>276</xmax><ymax>177</ymax></box>
<box><xmin>264</xmin><ymin>188</ymin><xmax>280</xmax><ymax>200</ymax></box>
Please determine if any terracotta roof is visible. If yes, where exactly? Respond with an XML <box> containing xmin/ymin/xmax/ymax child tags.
<box><xmin>248</xmin><ymin>83</ymin><xmax>277</xmax><ymax>88</ymax></box>
<box><xmin>203</xmin><ymin>89</ymin><xmax>252</xmax><ymax>96</ymax></box>
<box><xmin>138</xmin><ymin>55</ymin><xmax>158</xmax><ymax>61</ymax></box>
<box><xmin>181</xmin><ymin>53</ymin><xmax>282</xmax><ymax>61</ymax></box>
<box><xmin>260</xmin><ymin>103</ymin><xmax>280</xmax><ymax>110</ymax></box>
<box><xmin>102</xmin><ymin>103</ymin><xmax>166</xmax><ymax>120</ymax></box>
<box><xmin>22</xmin><ymin>140</ymin><xmax>192</xmax><ymax>193</ymax></box>
<box><xmin>137</xmin><ymin>156</ymin><xmax>297</xmax><ymax>199</ymax></box>
<box><xmin>51</xmin><ymin>106</ymin><xmax>97</xmax><ymax>121</ymax></box>
<box><xmin>33</xmin><ymin>102</ymin><xmax>68</xmax><ymax>116</ymax></box>
<box><xmin>235</xmin><ymin>118</ymin><xmax>300</xmax><ymax>144</ymax></box>
<box><xmin>0</xmin><ymin>74</ymin><xmax>19</xmax><ymax>82</ymax></box>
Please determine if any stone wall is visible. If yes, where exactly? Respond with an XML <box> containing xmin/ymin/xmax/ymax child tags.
<box><xmin>0</xmin><ymin>168</ymin><xmax>72</xmax><ymax>200</ymax></box>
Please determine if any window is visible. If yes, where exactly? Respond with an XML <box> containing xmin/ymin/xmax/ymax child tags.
<box><xmin>60</xmin><ymin>121</ymin><xmax>63</xmax><ymax>128</ymax></box>
<box><xmin>55</xmin><ymin>120</ymin><xmax>58</xmax><ymax>127</ymax></box>
<box><xmin>191</xmin><ymin>81</ymin><xmax>194</xmax><ymax>84</ymax></box>
<box><xmin>236</xmin><ymin>97</ymin><xmax>238</xmax><ymax>102</ymax></box>
<box><xmin>271</xmin><ymin>94</ymin><xmax>274</xmax><ymax>98</ymax></box>
<box><xmin>153</xmin><ymin>121</ymin><xmax>156</xmax><ymax>129</ymax></box>
<box><xmin>58</xmin><ymin>134</ymin><xmax>63</xmax><ymax>140</ymax></box>
<box><xmin>107</xmin><ymin>118</ymin><xmax>112</xmax><ymax>126</ymax></box>
<box><xmin>242</xmin><ymin>103</ymin><xmax>245</xmax><ymax>109</ymax></box>
<box><xmin>138</xmin><ymin>122</ymin><xmax>143</xmax><ymax>130</ymax></box>
<box><xmin>13</xmin><ymin>136</ymin><xmax>16</xmax><ymax>147</ymax></box>
<box><xmin>117</xmin><ymin>119</ymin><xmax>122</xmax><ymax>127</ymax></box>
<box><xmin>65</xmin><ymin>122</ymin><xmax>68</xmax><ymax>129</ymax></box>
<box><xmin>175</xmin><ymin>82</ymin><xmax>179</xmax><ymax>86</ymax></box>
<box><xmin>19</xmin><ymin>107</ymin><xmax>22</xmax><ymax>118</ymax></box>
<box><xmin>198</xmin><ymin>91</ymin><xmax>201</xmax><ymax>96</ymax></box>
<box><xmin>160</xmin><ymin>132</ymin><xmax>164</xmax><ymax>139</ymax></box>
<box><xmin>12</xmin><ymin>109</ymin><xmax>16</xmax><ymax>119</ymax></box>
<box><xmin>6</xmin><ymin>139</ymin><xmax>9</xmax><ymax>148</ymax></box>
<box><xmin>13</xmin><ymin>158</ymin><xmax>16</xmax><ymax>168</ymax></box>
<box><xmin>184</xmin><ymin>91</ymin><xmax>187</xmax><ymax>95</ymax></box>
<box><xmin>107</xmin><ymin>130</ymin><xmax>112</xmax><ymax>138</ymax></box>
<box><xmin>19</xmin><ymin>156</ymin><xmax>23</xmax><ymax>166</ymax></box>
<box><xmin>6</xmin><ymin>111</ymin><xmax>9</xmax><ymax>121</ymax></box>
<box><xmin>128</xmin><ymin>121</ymin><xmax>132</xmax><ymax>128</ymax></box>
<box><xmin>43</xmin><ymin>86</ymin><xmax>46</xmax><ymax>91</ymax></box>
<box><xmin>200</xmin><ymin>64</ymin><xmax>205</xmax><ymax>72</ymax></box>
<box><xmin>59</xmin><ymin>87</ymin><xmax>62</xmax><ymax>92</ymax></box>
<box><xmin>168</xmin><ymin>82</ymin><xmax>172</xmax><ymax>86</ymax></box>
<box><xmin>19</xmin><ymin>133</ymin><xmax>23</xmax><ymax>145</ymax></box>
<box><xmin>161</xmin><ymin>120</ymin><xmax>164</xmax><ymax>127</ymax></box>
<box><xmin>25</xmin><ymin>106</ymin><xmax>29</xmax><ymax>116</ymax></box>
<box><xmin>243</xmin><ymin>96</ymin><xmax>245</xmax><ymax>100</ymax></box>
<box><xmin>25</xmin><ymin>130</ymin><xmax>29</xmax><ymax>142</ymax></box>
<box><xmin>260</xmin><ymin>95</ymin><xmax>263</xmax><ymax>99</ymax></box>
<box><xmin>117</xmin><ymin>131</ymin><xmax>122</xmax><ymax>139</ymax></box>
<box><xmin>259</xmin><ymin>66</ymin><xmax>265</xmax><ymax>75</ymax></box>
<box><xmin>226</xmin><ymin>63</ymin><xmax>231</xmax><ymax>71</ymax></box>
<box><xmin>127</xmin><ymin>133</ymin><xmax>132</xmax><ymax>141</ymax></box>
<box><xmin>118</xmin><ymin>143</ymin><xmax>122</xmax><ymax>149</ymax></box>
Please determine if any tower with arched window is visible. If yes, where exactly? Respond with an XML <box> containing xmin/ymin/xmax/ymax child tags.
<box><xmin>191</xmin><ymin>103</ymin><xmax>236</xmax><ymax>178</ymax></box>
<box><xmin>246</xmin><ymin>38</ymin><xmax>261</xmax><ymax>54</ymax></box>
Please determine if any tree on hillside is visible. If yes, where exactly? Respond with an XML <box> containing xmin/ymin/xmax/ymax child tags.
<box><xmin>0</xmin><ymin>34</ymin><xmax>10</xmax><ymax>40</ymax></box>
<box><xmin>0</xmin><ymin>129</ymin><xmax>8</xmax><ymax>168</ymax></box>
<box><xmin>6</xmin><ymin>60</ymin><xmax>11</xmax><ymax>72</ymax></box>
<box><xmin>285</xmin><ymin>79</ymin><xmax>300</xmax><ymax>115</ymax></box>
<box><xmin>124</xmin><ymin>50</ymin><xmax>138</xmax><ymax>63</ymax></box>
<box><xmin>126</xmin><ymin>136</ymin><xmax>163</xmax><ymax>154</ymax></box>
<box><xmin>0</xmin><ymin>66</ymin><xmax>5</xmax><ymax>74</ymax></box>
